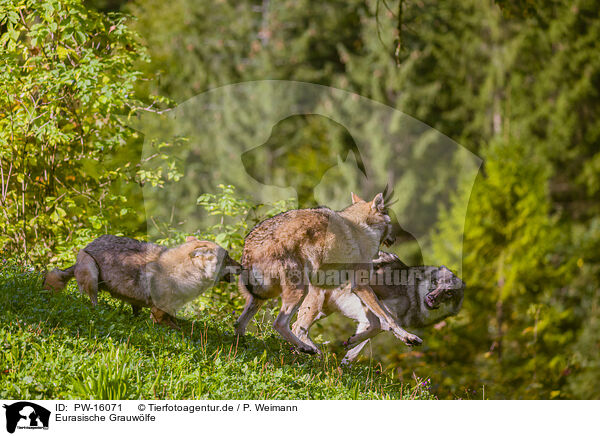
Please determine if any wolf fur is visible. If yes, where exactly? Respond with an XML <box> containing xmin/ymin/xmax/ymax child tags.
<box><xmin>43</xmin><ymin>235</ymin><xmax>240</xmax><ymax>328</ymax></box>
<box><xmin>293</xmin><ymin>251</ymin><xmax>465</xmax><ymax>363</ymax></box>
<box><xmin>234</xmin><ymin>192</ymin><xmax>423</xmax><ymax>354</ymax></box>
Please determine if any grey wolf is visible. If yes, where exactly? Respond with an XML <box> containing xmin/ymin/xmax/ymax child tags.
<box><xmin>234</xmin><ymin>192</ymin><xmax>423</xmax><ymax>354</ymax></box>
<box><xmin>293</xmin><ymin>251</ymin><xmax>465</xmax><ymax>363</ymax></box>
<box><xmin>43</xmin><ymin>235</ymin><xmax>240</xmax><ymax>328</ymax></box>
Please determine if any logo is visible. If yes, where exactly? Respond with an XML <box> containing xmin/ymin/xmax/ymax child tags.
<box><xmin>2</xmin><ymin>402</ymin><xmax>50</xmax><ymax>434</ymax></box>
<box><xmin>133</xmin><ymin>80</ymin><xmax>482</xmax><ymax>285</ymax></box>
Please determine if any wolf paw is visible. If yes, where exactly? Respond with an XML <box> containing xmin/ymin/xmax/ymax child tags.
<box><xmin>233</xmin><ymin>324</ymin><xmax>246</xmax><ymax>336</ymax></box>
<box><xmin>402</xmin><ymin>333</ymin><xmax>423</xmax><ymax>346</ymax></box>
<box><xmin>298</xmin><ymin>344</ymin><xmax>320</xmax><ymax>355</ymax></box>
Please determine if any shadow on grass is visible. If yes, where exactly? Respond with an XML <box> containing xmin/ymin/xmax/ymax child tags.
<box><xmin>0</xmin><ymin>268</ymin><xmax>432</xmax><ymax>400</ymax></box>
<box><xmin>1</xmin><ymin>275</ymin><xmax>331</xmax><ymax>370</ymax></box>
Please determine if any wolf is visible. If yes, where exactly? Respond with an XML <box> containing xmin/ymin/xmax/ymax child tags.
<box><xmin>43</xmin><ymin>235</ymin><xmax>240</xmax><ymax>328</ymax></box>
<box><xmin>234</xmin><ymin>192</ymin><xmax>423</xmax><ymax>354</ymax></box>
<box><xmin>293</xmin><ymin>251</ymin><xmax>465</xmax><ymax>363</ymax></box>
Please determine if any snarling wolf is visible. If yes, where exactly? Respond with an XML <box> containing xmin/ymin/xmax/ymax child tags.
<box><xmin>43</xmin><ymin>235</ymin><xmax>240</xmax><ymax>328</ymax></box>
<box><xmin>234</xmin><ymin>192</ymin><xmax>423</xmax><ymax>354</ymax></box>
<box><xmin>293</xmin><ymin>251</ymin><xmax>465</xmax><ymax>363</ymax></box>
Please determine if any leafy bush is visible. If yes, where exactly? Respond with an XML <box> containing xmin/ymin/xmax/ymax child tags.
<box><xmin>0</xmin><ymin>0</ymin><xmax>162</xmax><ymax>263</ymax></box>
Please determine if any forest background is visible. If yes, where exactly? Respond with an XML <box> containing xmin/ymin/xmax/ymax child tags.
<box><xmin>1</xmin><ymin>0</ymin><xmax>599</xmax><ymax>399</ymax></box>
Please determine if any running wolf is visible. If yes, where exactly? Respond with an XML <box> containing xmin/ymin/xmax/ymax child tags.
<box><xmin>43</xmin><ymin>235</ymin><xmax>240</xmax><ymax>328</ymax></box>
<box><xmin>234</xmin><ymin>192</ymin><xmax>423</xmax><ymax>354</ymax></box>
<box><xmin>293</xmin><ymin>251</ymin><xmax>465</xmax><ymax>362</ymax></box>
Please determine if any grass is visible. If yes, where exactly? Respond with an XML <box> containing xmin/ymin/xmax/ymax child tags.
<box><xmin>0</xmin><ymin>259</ymin><xmax>434</xmax><ymax>400</ymax></box>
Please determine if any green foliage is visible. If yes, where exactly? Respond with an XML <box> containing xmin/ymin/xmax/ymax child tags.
<box><xmin>426</xmin><ymin>140</ymin><xmax>577</xmax><ymax>398</ymax></box>
<box><xmin>128</xmin><ymin>0</ymin><xmax>364</xmax><ymax>102</ymax></box>
<box><xmin>195</xmin><ymin>184</ymin><xmax>293</xmax><ymax>251</ymax></box>
<box><xmin>2</xmin><ymin>0</ymin><xmax>600</xmax><ymax>400</ymax></box>
<box><xmin>0</xmin><ymin>262</ymin><xmax>434</xmax><ymax>400</ymax></box>
<box><xmin>0</xmin><ymin>0</ymin><xmax>152</xmax><ymax>262</ymax></box>
<box><xmin>196</xmin><ymin>184</ymin><xmax>255</xmax><ymax>251</ymax></box>
<box><xmin>72</xmin><ymin>344</ymin><xmax>142</xmax><ymax>399</ymax></box>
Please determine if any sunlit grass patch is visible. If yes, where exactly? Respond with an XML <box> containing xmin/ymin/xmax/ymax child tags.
<box><xmin>0</xmin><ymin>262</ymin><xmax>434</xmax><ymax>400</ymax></box>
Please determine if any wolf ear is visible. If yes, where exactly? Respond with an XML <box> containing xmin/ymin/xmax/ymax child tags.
<box><xmin>186</xmin><ymin>235</ymin><xmax>198</xmax><ymax>242</ymax></box>
<box><xmin>351</xmin><ymin>192</ymin><xmax>363</xmax><ymax>204</ymax></box>
<box><xmin>371</xmin><ymin>193</ymin><xmax>385</xmax><ymax>212</ymax></box>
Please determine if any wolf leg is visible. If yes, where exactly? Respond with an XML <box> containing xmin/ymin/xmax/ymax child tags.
<box><xmin>150</xmin><ymin>306</ymin><xmax>180</xmax><ymax>330</ymax></box>
<box><xmin>291</xmin><ymin>285</ymin><xmax>325</xmax><ymax>354</ymax></box>
<box><xmin>234</xmin><ymin>295</ymin><xmax>265</xmax><ymax>336</ymax></box>
<box><xmin>273</xmin><ymin>284</ymin><xmax>319</xmax><ymax>354</ymax></box>
<box><xmin>234</xmin><ymin>275</ymin><xmax>266</xmax><ymax>335</ymax></box>
<box><xmin>74</xmin><ymin>250</ymin><xmax>99</xmax><ymax>306</ymax></box>
<box><xmin>342</xmin><ymin>311</ymin><xmax>381</xmax><ymax>363</ymax></box>
<box><xmin>342</xmin><ymin>341</ymin><xmax>370</xmax><ymax>364</ymax></box>
<box><xmin>352</xmin><ymin>285</ymin><xmax>422</xmax><ymax>346</ymax></box>
<box><xmin>346</xmin><ymin>310</ymin><xmax>381</xmax><ymax>344</ymax></box>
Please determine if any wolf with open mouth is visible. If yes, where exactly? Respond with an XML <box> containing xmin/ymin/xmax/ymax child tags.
<box><xmin>292</xmin><ymin>251</ymin><xmax>465</xmax><ymax>363</ymax></box>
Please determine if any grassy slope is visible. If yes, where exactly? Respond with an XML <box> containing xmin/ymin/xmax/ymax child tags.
<box><xmin>0</xmin><ymin>262</ymin><xmax>433</xmax><ymax>400</ymax></box>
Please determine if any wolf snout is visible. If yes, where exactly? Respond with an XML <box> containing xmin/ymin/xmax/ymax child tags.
<box><xmin>425</xmin><ymin>293</ymin><xmax>438</xmax><ymax>310</ymax></box>
<box><xmin>219</xmin><ymin>255</ymin><xmax>242</xmax><ymax>283</ymax></box>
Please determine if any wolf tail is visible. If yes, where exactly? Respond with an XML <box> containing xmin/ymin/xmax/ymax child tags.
<box><xmin>238</xmin><ymin>268</ymin><xmax>268</xmax><ymax>300</ymax></box>
<box><xmin>43</xmin><ymin>265</ymin><xmax>76</xmax><ymax>292</ymax></box>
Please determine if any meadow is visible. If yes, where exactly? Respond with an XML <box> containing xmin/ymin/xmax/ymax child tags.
<box><xmin>2</xmin><ymin>0</ymin><xmax>599</xmax><ymax>399</ymax></box>
<box><xmin>0</xmin><ymin>259</ymin><xmax>433</xmax><ymax>400</ymax></box>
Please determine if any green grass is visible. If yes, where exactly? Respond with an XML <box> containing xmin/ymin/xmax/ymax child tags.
<box><xmin>0</xmin><ymin>260</ymin><xmax>434</xmax><ymax>400</ymax></box>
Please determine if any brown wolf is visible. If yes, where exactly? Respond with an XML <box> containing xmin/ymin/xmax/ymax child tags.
<box><xmin>234</xmin><ymin>192</ymin><xmax>423</xmax><ymax>354</ymax></box>
<box><xmin>43</xmin><ymin>235</ymin><xmax>240</xmax><ymax>328</ymax></box>
<box><xmin>293</xmin><ymin>251</ymin><xmax>465</xmax><ymax>363</ymax></box>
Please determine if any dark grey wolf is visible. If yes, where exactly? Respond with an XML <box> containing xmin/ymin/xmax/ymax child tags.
<box><xmin>293</xmin><ymin>251</ymin><xmax>465</xmax><ymax>362</ymax></box>
<box><xmin>234</xmin><ymin>192</ymin><xmax>423</xmax><ymax>354</ymax></box>
<box><xmin>43</xmin><ymin>235</ymin><xmax>240</xmax><ymax>328</ymax></box>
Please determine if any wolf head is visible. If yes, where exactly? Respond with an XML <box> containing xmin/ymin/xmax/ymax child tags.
<box><xmin>185</xmin><ymin>236</ymin><xmax>241</xmax><ymax>283</ymax></box>
<box><xmin>372</xmin><ymin>251</ymin><xmax>465</xmax><ymax>327</ymax></box>
<box><xmin>422</xmin><ymin>265</ymin><xmax>465</xmax><ymax>314</ymax></box>
<box><xmin>343</xmin><ymin>192</ymin><xmax>394</xmax><ymax>247</ymax></box>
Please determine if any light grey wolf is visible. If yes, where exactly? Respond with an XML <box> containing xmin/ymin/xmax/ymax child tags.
<box><xmin>234</xmin><ymin>192</ymin><xmax>423</xmax><ymax>354</ymax></box>
<box><xmin>43</xmin><ymin>235</ymin><xmax>240</xmax><ymax>328</ymax></box>
<box><xmin>293</xmin><ymin>251</ymin><xmax>465</xmax><ymax>362</ymax></box>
